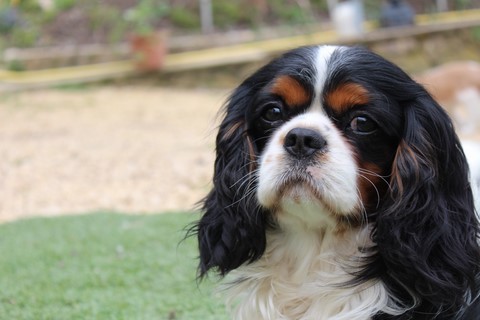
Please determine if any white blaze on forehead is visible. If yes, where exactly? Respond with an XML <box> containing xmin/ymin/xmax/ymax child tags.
<box><xmin>311</xmin><ymin>45</ymin><xmax>344</xmax><ymax>114</ymax></box>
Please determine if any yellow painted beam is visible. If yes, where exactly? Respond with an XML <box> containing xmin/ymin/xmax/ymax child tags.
<box><xmin>416</xmin><ymin>8</ymin><xmax>480</xmax><ymax>25</ymax></box>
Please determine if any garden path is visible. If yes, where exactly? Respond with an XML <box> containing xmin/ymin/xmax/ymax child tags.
<box><xmin>0</xmin><ymin>86</ymin><xmax>226</xmax><ymax>222</ymax></box>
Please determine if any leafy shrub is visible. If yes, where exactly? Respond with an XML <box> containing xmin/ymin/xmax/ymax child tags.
<box><xmin>270</xmin><ymin>0</ymin><xmax>313</xmax><ymax>25</ymax></box>
<box><xmin>212</xmin><ymin>1</ymin><xmax>255</xmax><ymax>29</ymax></box>
<box><xmin>53</xmin><ymin>0</ymin><xmax>76</xmax><ymax>11</ymax></box>
<box><xmin>10</xmin><ymin>26</ymin><xmax>39</xmax><ymax>47</ymax></box>
<box><xmin>170</xmin><ymin>7</ymin><xmax>200</xmax><ymax>30</ymax></box>
<box><xmin>125</xmin><ymin>0</ymin><xmax>170</xmax><ymax>34</ymax></box>
<box><xmin>7</xmin><ymin>59</ymin><xmax>25</xmax><ymax>71</ymax></box>
<box><xmin>17</xmin><ymin>0</ymin><xmax>41</xmax><ymax>12</ymax></box>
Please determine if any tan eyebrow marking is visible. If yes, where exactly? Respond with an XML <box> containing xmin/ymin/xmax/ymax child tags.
<box><xmin>326</xmin><ymin>83</ymin><xmax>370</xmax><ymax>113</ymax></box>
<box><xmin>271</xmin><ymin>75</ymin><xmax>310</xmax><ymax>108</ymax></box>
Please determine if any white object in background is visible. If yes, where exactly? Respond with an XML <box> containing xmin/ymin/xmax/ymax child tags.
<box><xmin>462</xmin><ymin>141</ymin><xmax>480</xmax><ymax>215</ymax></box>
<box><xmin>455</xmin><ymin>87</ymin><xmax>480</xmax><ymax>135</ymax></box>
<box><xmin>37</xmin><ymin>0</ymin><xmax>54</xmax><ymax>11</ymax></box>
<box><xmin>332</xmin><ymin>0</ymin><xmax>365</xmax><ymax>38</ymax></box>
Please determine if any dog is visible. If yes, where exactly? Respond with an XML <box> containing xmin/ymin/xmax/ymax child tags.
<box><xmin>414</xmin><ymin>61</ymin><xmax>480</xmax><ymax>137</ymax></box>
<box><xmin>193</xmin><ymin>45</ymin><xmax>480</xmax><ymax>319</ymax></box>
<box><xmin>414</xmin><ymin>61</ymin><xmax>480</xmax><ymax>107</ymax></box>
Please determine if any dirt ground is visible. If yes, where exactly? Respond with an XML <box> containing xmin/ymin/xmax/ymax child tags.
<box><xmin>0</xmin><ymin>86</ymin><xmax>228</xmax><ymax>222</ymax></box>
<box><xmin>1</xmin><ymin>85</ymin><xmax>479</xmax><ymax>223</ymax></box>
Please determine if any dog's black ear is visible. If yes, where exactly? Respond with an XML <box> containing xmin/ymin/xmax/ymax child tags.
<box><xmin>374</xmin><ymin>91</ymin><xmax>480</xmax><ymax>315</ymax></box>
<box><xmin>194</xmin><ymin>85</ymin><xmax>267</xmax><ymax>278</ymax></box>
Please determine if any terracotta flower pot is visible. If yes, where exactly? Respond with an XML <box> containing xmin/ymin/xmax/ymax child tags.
<box><xmin>130</xmin><ymin>31</ymin><xmax>168</xmax><ymax>71</ymax></box>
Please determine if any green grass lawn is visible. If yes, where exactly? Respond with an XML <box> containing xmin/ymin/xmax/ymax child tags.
<box><xmin>0</xmin><ymin>212</ymin><xmax>228</xmax><ymax>320</ymax></box>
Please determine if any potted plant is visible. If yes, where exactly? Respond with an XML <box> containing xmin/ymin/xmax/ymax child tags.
<box><xmin>126</xmin><ymin>1</ymin><xmax>169</xmax><ymax>71</ymax></box>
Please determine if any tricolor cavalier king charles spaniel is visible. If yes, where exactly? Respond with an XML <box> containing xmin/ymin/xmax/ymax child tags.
<box><xmin>193</xmin><ymin>45</ymin><xmax>480</xmax><ymax>319</ymax></box>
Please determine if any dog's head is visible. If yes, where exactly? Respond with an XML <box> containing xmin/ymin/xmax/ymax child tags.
<box><xmin>195</xmin><ymin>45</ymin><xmax>479</xmax><ymax>314</ymax></box>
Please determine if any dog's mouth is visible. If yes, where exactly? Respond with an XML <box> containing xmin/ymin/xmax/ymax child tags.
<box><xmin>265</xmin><ymin>166</ymin><xmax>330</xmax><ymax>209</ymax></box>
<box><xmin>261</xmin><ymin>169</ymin><xmax>361</xmax><ymax>230</ymax></box>
<box><xmin>276</xmin><ymin>170</ymin><xmax>319</xmax><ymax>200</ymax></box>
<box><xmin>258</xmin><ymin>161</ymin><xmax>362</xmax><ymax>222</ymax></box>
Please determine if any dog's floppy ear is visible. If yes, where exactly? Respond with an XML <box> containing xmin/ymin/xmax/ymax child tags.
<box><xmin>194</xmin><ymin>84</ymin><xmax>267</xmax><ymax>278</ymax></box>
<box><xmin>374</xmin><ymin>92</ymin><xmax>480</xmax><ymax>314</ymax></box>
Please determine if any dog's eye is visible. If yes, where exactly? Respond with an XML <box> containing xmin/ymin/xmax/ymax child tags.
<box><xmin>261</xmin><ymin>104</ymin><xmax>284</xmax><ymax>123</ymax></box>
<box><xmin>350</xmin><ymin>116</ymin><xmax>377</xmax><ymax>134</ymax></box>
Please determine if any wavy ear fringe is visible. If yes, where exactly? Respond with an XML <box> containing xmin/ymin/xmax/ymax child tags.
<box><xmin>193</xmin><ymin>86</ymin><xmax>268</xmax><ymax>278</ymax></box>
<box><xmin>373</xmin><ymin>94</ymin><xmax>480</xmax><ymax>316</ymax></box>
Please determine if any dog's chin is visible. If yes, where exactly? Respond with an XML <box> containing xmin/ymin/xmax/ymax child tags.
<box><xmin>281</xmin><ymin>182</ymin><xmax>317</xmax><ymax>203</ymax></box>
<box><xmin>258</xmin><ymin>170</ymin><xmax>313</xmax><ymax>205</ymax></box>
<box><xmin>258</xmin><ymin>172</ymin><xmax>360</xmax><ymax>230</ymax></box>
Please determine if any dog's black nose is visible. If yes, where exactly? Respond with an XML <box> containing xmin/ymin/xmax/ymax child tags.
<box><xmin>284</xmin><ymin>128</ymin><xmax>326</xmax><ymax>158</ymax></box>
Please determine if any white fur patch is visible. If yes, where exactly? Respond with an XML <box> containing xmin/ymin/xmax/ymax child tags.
<box><xmin>223</xmin><ymin>227</ymin><xmax>403</xmax><ymax>320</ymax></box>
<box><xmin>257</xmin><ymin>111</ymin><xmax>360</xmax><ymax>226</ymax></box>
<box><xmin>312</xmin><ymin>45</ymin><xmax>343</xmax><ymax>113</ymax></box>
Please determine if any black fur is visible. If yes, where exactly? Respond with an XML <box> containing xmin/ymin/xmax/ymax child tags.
<box><xmin>193</xmin><ymin>47</ymin><xmax>317</xmax><ymax>277</ymax></box>
<box><xmin>331</xmin><ymin>48</ymin><xmax>480</xmax><ymax>319</ymax></box>
<box><xmin>192</xmin><ymin>46</ymin><xmax>480</xmax><ymax>318</ymax></box>
<box><xmin>195</xmin><ymin>85</ymin><xmax>269</xmax><ymax>277</ymax></box>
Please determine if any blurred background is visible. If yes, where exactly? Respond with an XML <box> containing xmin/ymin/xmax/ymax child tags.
<box><xmin>0</xmin><ymin>1</ymin><xmax>479</xmax><ymax>319</ymax></box>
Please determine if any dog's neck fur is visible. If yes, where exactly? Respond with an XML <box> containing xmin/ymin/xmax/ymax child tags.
<box><xmin>222</xmin><ymin>216</ymin><xmax>404</xmax><ymax>320</ymax></box>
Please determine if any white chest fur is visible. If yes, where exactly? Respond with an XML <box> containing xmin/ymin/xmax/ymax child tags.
<box><xmin>222</xmin><ymin>227</ymin><xmax>403</xmax><ymax>320</ymax></box>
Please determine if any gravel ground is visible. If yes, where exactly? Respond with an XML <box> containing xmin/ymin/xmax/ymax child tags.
<box><xmin>0</xmin><ymin>86</ymin><xmax>228</xmax><ymax>222</ymax></box>
<box><xmin>1</xmin><ymin>85</ymin><xmax>479</xmax><ymax>223</ymax></box>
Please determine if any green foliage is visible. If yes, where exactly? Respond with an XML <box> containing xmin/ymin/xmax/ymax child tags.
<box><xmin>282</xmin><ymin>5</ymin><xmax>311</xmax><ymax>24</ymax></box>
<box><xmin>54</xmin><ymin>82</ymin><xmax>91</xmax><ymax>90</ymax></box>
<box><xmin>125</xmin><ymin>0</ymin><xmax>170</xmax><ymax>34</ymax></box>
<box><xmin>9</xmin><ymin>26</ymin><xmax>39</xmax><ymax>47</ymax></box>
<box><xmin>6</xmin><ymin>59</ymin><xmax>25</xmax><ymax>71</ymax></box>
<box><xmin>0</xmin><ymin>212</ymin><xmax>227</xmax><ymax>319</ymax></box>
<box><xmin>170</xmin><ymin>6</ymin><xmax>200</xmax><ymax>30</ymax></box>
<box><xmin>7</xmin><ymin>0</ymin><xmax>472</xmax><ymax>48</ymax></box>
<box><xmin>89</xmin><ymin>5</ymin><xmax>128</xmax><ymax>43</ymax></box>
<box><xmin>310</xmin><ymin>0</ymin><xmax>329</xmax><ymax>12</ymax></box>
<box><xmin>53</xmin><ymin>0</ymin><xmax>76</xmax><ymax>11</ymax></box>
<box><xmin>17</xmin><ymin>0</ymin><xmax>41</xmax><ymax>12</ymax></box>
<box><xmin>212</xmin><ymin>0</ymin><xmax>255</xmax><ymax>29</ymax></box>
<box><xmin>455</xmin><ymin>0</ymin><xmax>469</xmax><ymax>9</ymax></box>
<box><xmin>471</xmin><ymin>26</ymin><xmax>480</xmax><ymax>41</ymax></box>
<box><xmin>269</xmin><ymin>0</ymin><xmax>313</xmax><ymax>25</ymax></box>
<box><xmin>363</xmin><ymin>0</ymin><xmax>382</xmax><ymax>20</ymax></box>
<box><xmin>37</xmin><ymin>8</ymin><xmax>60</xmax><ymax>24</ymax></box>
